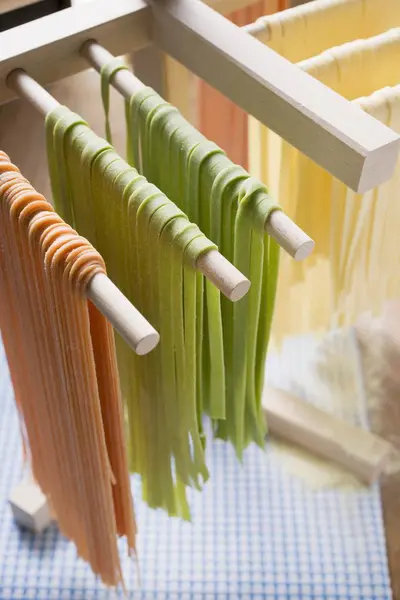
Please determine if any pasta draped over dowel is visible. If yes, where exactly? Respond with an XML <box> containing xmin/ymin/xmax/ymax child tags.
<box><xmin>117</xmin><ymin>82</ymin><xmax>281</xmax><ymax>457</ymax></box>
<box><xmin>251</xmin><ymin>24</ymin><xmax>400</xmax><ymax>340</ymax></box>
<box><xmin>0</xmin><ymin>151</ymin><xmax>136</xmax><ymax>588</ymax></box>
<box><xmin>46</xmin><ymin>108</ymin><xmax>220</xmax><ymax>517</ymax></box>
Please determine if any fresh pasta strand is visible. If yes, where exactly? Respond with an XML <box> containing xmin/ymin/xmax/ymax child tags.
<box><xmin>45</xmin><ymin>108</ymin><xmax>220</xmax><ymax>517</ymax></box>
<box><xmin>331</xmin><ymin>86</ymin><xmax>400</xmax><ymax>328</ymax></box>
<box><xmin>245</xmin><ymin>0</ymin><xmax>400</xmax><ymax>345</ymax></box>
<box><xmin>257</xmin><ymin>28</ymin><xmax>400</xmax><ymax>342</ymax></box>
<box><xmin>118</xmin><ymin>83</ymin><xmax>281</xmax><ymax>458</ymax></box>
<box><xmin>250</xmin><ymin>0</ymin><xmax>400</xmax><ymax>61</ymax></box>
<box><xmin>0</xmin><ymin>152</ymin><xmax>136</xmax><ymax>588</ymax></box>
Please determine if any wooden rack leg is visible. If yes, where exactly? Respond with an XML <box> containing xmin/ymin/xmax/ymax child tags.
<box><xmin>9</xmin><ymin>475</ymin><xmax>52</xmax><ymax>533</ymax></box>
<box><xmin>262</xmin><ymin>386</ymin><xmax>392</xmax><ymax>484</ymax></box>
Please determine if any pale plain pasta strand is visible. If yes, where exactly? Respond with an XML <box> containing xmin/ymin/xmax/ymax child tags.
<box><xmin>249</xmin><ymin>19</ymin><xmax>400</xmax><ymax>341</ymax></box>
<box><xmin>247</xmin><ymin>10</ymin><xmax>400</xmax><ymax>343</ymax></box>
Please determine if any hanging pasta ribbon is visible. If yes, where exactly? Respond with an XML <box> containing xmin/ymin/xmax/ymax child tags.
<box><xmin>268</xmin><ymin>29</ymin><xmax>400</xmax><ymax>340</ymax></box>
<box><xmin>45</xmin><ymin>107</ymin><xmax>224</xmax><ymax>517</ymax></box>
<box><xmin>118</xmin><ymin>83</ymin><xmax>281</xmax><ymax>457</ymax></box>
<box><xmin>246</xmin><ymin>25</ymin><xmax>400</xmax><ymax>342</ymax></box>
<box><xmin>0</xmin><ymin>151</ymin><xmax>136</xmax><ymax>588</ymax></box>
<box><xmin>331</xmin><ymin>86</ymin><xmax>400</xmax><ymax>327</ymax></box>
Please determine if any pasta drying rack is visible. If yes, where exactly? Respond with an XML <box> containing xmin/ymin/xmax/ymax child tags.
<box><xmin>0</xmin><ymin>0</ymin><xmax>398</xmax><ymax>553</ymax></box>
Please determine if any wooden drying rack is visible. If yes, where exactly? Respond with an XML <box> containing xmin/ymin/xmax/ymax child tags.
<box><xmin>1</xmin><ymin>0</ymin><xmax>400</xmax><ymax>193</ymax></box>
<box><xmin>0</xmin><ymin>0</ymin><xmax>399</xmax><ymax>477</ymax></box>
<box><xmin>1</xmin><ymin>0</ymin><xmax>399</xmax><ymax>588</ymax></box>
<box><xmin>1</xmin><ymin>0</ymin><xmax>399</xmax><ymax>471</ymax></box>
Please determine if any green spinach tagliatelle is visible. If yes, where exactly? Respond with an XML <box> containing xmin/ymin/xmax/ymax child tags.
<box><xmin>46</xmin><ymin>106</ymin><xmax>219</xmax><ymax>518</ymax></box>
<box><xmin>101</xmin><ymin>69</ymin><xmax>281</xmax><ymax>458</ymax></box>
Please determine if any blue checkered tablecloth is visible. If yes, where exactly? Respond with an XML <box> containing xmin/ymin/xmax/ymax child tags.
<box><xmin>0</xmin><ymin>338</ymin><xmax>393</xmax><ymax>599</ymax></box>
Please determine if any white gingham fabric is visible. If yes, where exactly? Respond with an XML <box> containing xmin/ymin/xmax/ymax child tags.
<box><xmin>0</xmin><ymin>336</ymin><xmax>392</xmax><ymax>599</ymax></box>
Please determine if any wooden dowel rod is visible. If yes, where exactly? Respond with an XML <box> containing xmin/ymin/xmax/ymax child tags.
<box><xmin>196</xmin><ymin>249</ymin><xmax>250</xmax><ymax>302</ymax></box>
<box><xmin>6</xmin><ymin>69</ymin><xmax>160</xmax><ymax>356</ymax></box>
<box><xmin>7</xmin><ymin>67</ymin><xmax>250</xmax><ymax>302</ymax></box>
<box><xmin>7</xmin><ymin>68</ymin><xmax>58</xmax><ymax>116</ymax></box>
<box><xmin>266</xmin><ymin>210</ymin><xmax>314</xmax><ymax>261</ymax></box>
<box><xmin>86</xmin><ymin>273</ymin><xmax>159</xmax><ymax>355</ymax></box>
<box><xmin>82</xmin><ymin>40</ymin><xmax>143</xmax><ymax>97</ymax></box>
<box><xmin>81</xmin><ymin>40</ymin><xmax>314</xmax><ymax>262</ymax></box>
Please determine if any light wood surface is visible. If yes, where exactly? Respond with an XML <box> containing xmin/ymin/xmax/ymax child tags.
<box><xmin>86</xmin><ymin>273</ymin><xmax>160</xmax><ymax>355</ymax></box>
<box><xmin>9</xmin><ymin>476</ymin><xmax>52</xmax><ymax>533</ymax></box>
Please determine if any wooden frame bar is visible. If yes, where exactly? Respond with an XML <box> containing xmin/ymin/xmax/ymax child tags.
<box><xmin>1</xmin><ymin>0</ymin><xmax>400</xmax><ymax>192</ymax></box>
